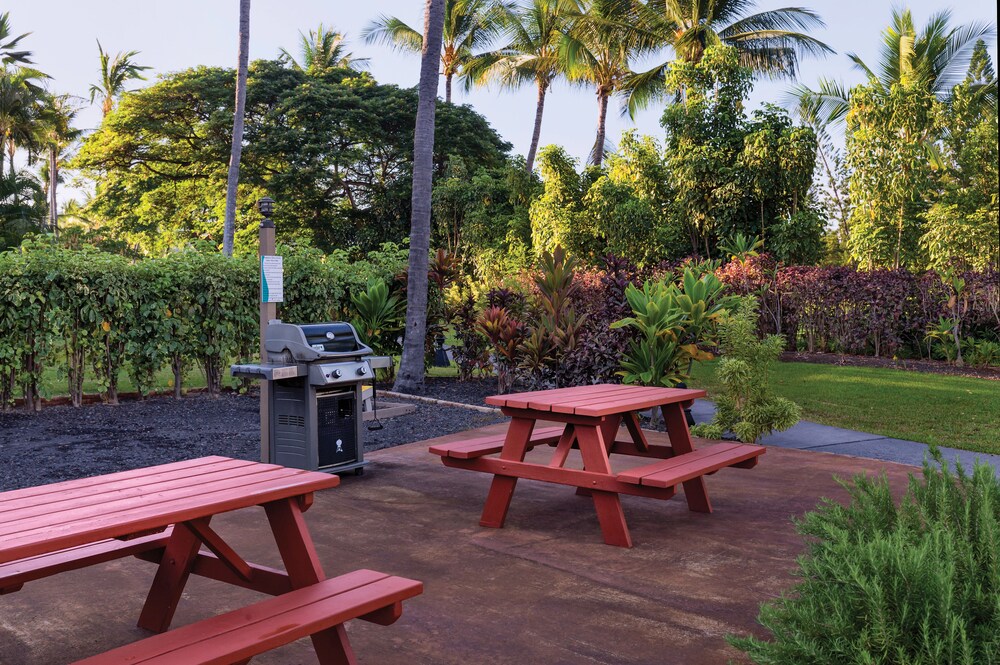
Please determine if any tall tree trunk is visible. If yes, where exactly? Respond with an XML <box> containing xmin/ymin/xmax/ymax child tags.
<box><xmin>591</xmin><ymin>91</ymin><xmax>609</xmax><ymax>166</ymax></box>
<box><xmin>393</xmin><ymin>0</ymin><xmax>445</xmax><ymax>394</ymax></box>
<box><xmin>222</xmin><ymin>0</ymin><xmax>251</xmax><ymax>257</ymax></box>
<box><xmin>525</xmin><ymin>79</ymin><xmax>548</xmax><ymax>172</ymax></box>
<box><xmin>445</xmin><ymin>71</ymin><xmax>452</xmax><ymax>104</ymax></box>
<box><xmin>49</xmin><ymin>145</ymin><xmax>58</xmax><ymax>236</ymax></box>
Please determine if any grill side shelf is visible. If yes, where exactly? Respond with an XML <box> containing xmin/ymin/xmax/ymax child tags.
<box><xmin>230</xmin><ymin>363</ymin><xmax>308</xmax><ymax>381</ymax></box>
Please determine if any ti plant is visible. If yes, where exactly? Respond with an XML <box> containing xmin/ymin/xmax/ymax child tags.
<box><xmin>924</xmin><ymin>317</ymin><xmax>960</xmax><ymax>363</ymax></box>
<box><xmin>718</xmin><ymin>233</ymin><xmax>764</xmax><ymax>264</ymax></box>
<box><xmin>521</xmin><ymin>247</ymin><xmax>588</xmax><ymax>385</ymax></box>
<box><xmin>611</xmin><ymin>268</ymin><xmax>732</xmax><ymax>388</ymax></box>
<box><xmin>691</xmin><ymin>297</ymin><xmax>801</xmax><ymax>444</ymax></box>
<box><xmin>476</xmin><ymin>306</ymin><xmax>525</xmax><ymax>392</ymax></box>
<box><xmin>350</xmin><ymin>279</ymin><xmax>405</xmax><ymax>358</ymax></box>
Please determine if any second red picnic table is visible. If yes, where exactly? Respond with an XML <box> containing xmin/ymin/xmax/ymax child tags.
<box><xmin>431</xmin><ymin>384</ymin><xmax>765</xmax><ymax>547</ymax></box>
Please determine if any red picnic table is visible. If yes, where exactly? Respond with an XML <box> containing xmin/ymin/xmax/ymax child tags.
<box><xmin>431</xmin><ymin>384</ymin><xmax>765</xmax><ymax>547</ymax></box>
<box><xmin>0</xmin><ymin>456</ymin><xmax>421</xmax><ymax>665</ymax></box>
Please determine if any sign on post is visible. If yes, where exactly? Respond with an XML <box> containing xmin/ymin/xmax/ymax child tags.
<box><xmin>261</xmin><ymin>255</ymin><xmax>284</xmax><ymax>303</ymax></box>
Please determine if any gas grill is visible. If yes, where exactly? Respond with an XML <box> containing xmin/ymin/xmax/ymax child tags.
<box><xmin>232</xmin><ymin>321</ymin><xmax>376</xmax><ymax>475</ymax></box>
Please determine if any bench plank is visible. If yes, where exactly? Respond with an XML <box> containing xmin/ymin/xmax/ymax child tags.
<box><xmin>73</xmin><ymin>570</ymin><xmax>423</xmax><ymax>665</ymax></box>
<box><xmin>617</xmin><ymin>443</ymin><xmax>765</xmax><ymax>488</ymax></box>
<box><xmin>0</xmin><ymin>530</ymin><xmax>171</xmax><ymax>594</ymax></box>
<box><xmin>428</xmin><ymin>426</ymin><xmax>564</xmax><ymax>459</ymax></box>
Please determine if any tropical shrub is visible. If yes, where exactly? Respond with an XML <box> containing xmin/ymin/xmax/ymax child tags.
<box><xmin>691</xmin><ymin>297</ymin><xmax>800</xmax><ymax>443</ymax></box>
<box><xmin>716</xmin><ymin>261</ymin><xmax>999</xmax><ymax>364</ymax></box>
<box><xmin>612</xmin><ymin>268</ymin><xmax>732</xmax><ymax>387</ymax></box>
<box><xmin>730</xmin><ymin>453</ymin><xmax>1000</xmax><ymax>663</ymax></box>
<box><xmin>349</xmin><ymin>279</ymin><xmax>405</xmax><ymax>357</ymax></box>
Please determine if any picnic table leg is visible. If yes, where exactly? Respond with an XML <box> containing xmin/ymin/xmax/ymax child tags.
<box><xmin>662</xmin><ymin>403</ymin><xmax>712</xmax><ymax>513</ymax></box>
<box><xmin>576</xmin><ymin>416</ymin><xmax>621</xmax><ymax>498</ymax></box>
<box><xmin>137</xmin><ymin>520</ymin><xmax>204</xmax><ymax>632</ymax></box>
<box><xmin>265</xmin><ymin>497</ymin><xmax>357</xmax><ymax>665</ymax></box>
<box><xmin>480</xmin><ymin>417</ymin><xmax>535</xmax><ymax>529</ymax></box>
<box><xmin>576</xmin><ymin>425</ymin><xmax>632</xmax><ymax>548</ymax></box>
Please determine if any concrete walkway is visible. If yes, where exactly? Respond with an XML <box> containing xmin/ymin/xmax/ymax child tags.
<box><xmin>691</xmin><ymin>399</ymin><xmax>1000</xmax><ymax>475</ymax></box>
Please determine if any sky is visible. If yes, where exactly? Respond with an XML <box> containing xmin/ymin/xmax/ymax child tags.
<box><xmin>6</xmin><ymin>0</ymin><xmax>999</xmax><ymax>181</ymax></box>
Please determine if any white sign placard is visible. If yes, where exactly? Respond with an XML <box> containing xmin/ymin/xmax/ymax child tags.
<box><xmin>261</xmin><ymin>255</ymin><xmax>284</xmax><ymax>303</ymax></box>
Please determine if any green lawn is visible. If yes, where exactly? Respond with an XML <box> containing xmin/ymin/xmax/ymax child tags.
<box><xmin>37</xmin><ymin>364</ymin><xmax>208</xmax><ymax>400</ymax></box>
<box><xmin>688</xmin><ymin>360</ymin><xmax>1000</xmax><ymax>455</ymax></box>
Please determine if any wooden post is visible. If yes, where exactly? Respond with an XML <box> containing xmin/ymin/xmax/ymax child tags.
<box><xmin>258</xmin><ymin>198</ymin><xmax>276</xmax><ymax>464</ymax></box>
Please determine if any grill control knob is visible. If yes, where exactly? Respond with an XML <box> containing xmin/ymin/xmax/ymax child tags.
<box><xmin>331</xmin><ymin>368</ymin><xmax>342</xmax><ymax>379</ymax></box>
<box><xmin>357</xmin><ymin>365</ymin><xmax>369</xmax><ymax>376</ymax></box>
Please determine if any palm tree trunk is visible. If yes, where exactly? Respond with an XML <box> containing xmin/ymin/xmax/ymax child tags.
<box><xmin>445</xmin><ymin>72</ymin><xmax>452</xmax><ymax>104</ymax></box>
<box><xmin>525</xmin><ymin>79</ymin><xmax>548</xmax><ymax>172</ymax></box>
<box><xmin>592</xmin><ymin>91</ymin><xmax>609</xmax><ymax>166</ymax></box>
<box><xmin>49</xmin><ymin>145</ymin><xmax>58</xmax><ymax>236</ymax></box>
<box><xmin>222</xmin><ymin>0</ymin><xmax>251</xmax><ymax>257</ymax></box>
<box><xmin>393</xmin><ymin>0</ymin><xmax>446</xmax><ymax>394</ymax></box>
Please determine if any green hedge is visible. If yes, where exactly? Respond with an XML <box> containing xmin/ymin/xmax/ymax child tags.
<box><xmin>0</xmin><ymin>242</ymin><xmax>406</xmax><ymax>409</ymax></box>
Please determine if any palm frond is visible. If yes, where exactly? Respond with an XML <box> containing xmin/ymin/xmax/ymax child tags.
<box><xmin>361</xmin><ymin>15</ymin><xmax>424</xmax><ymax>53</ymax></box>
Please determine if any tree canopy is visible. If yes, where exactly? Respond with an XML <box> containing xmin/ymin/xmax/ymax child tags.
<box><xmin>73</xmin><ymin>60</ymin><xmax>511</xmax><ymax>254</ymax></box>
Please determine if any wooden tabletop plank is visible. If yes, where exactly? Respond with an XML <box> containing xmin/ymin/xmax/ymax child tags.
<box><xmin>0</xmin><ymin>458</ymin><xmax>339</xmax><ymax>565</ymax></box>
<box><xmin>546</xmin><ymin>386</ymin><xmax>673</xmax><ymax>414</ymax></box>
<box><xmin>0</xmin><ymin>464</ymin><xmax>299</xmax><ymax>529</ymax></box>
<box><xmin>0</xmin><ymin>458</ymin><xmax>261</xmax><ymax>515</ymax></box>
<box><xmin>0</xmin><ymin>457</ymin><xmax>234</xmax><ymax>505</ymax></box>
<box><xmin>0</xmin><ymin>466</ymin><xmax>314</xmax><ymax>539</ymax></box>
<box><xmin>488</xmin><ymin>385</ymin><xmax>625</xmax><ymax>410</ymax></box>
<box><xmin>521</xmin><ymin>385</ymin><xmax>633</xmax><ymax>411</ymax></box>
<box><xmin>573</xmin><ymin>389</ymin><xmax>705</xmax><ymax>417</ymax></box>
<box><xmin>486</xmin><ymin>384</ymin><xmax>705</xmax><ymax>416</ymax></box>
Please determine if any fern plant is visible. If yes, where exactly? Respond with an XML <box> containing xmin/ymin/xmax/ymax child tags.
<box><xmin>691</xmin><ymin>297</ymin><xmax>800</xmax><ymax>443</ymax></box>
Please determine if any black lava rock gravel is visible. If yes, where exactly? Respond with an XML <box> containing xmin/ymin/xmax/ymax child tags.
<box><xmin>0</xmin><ymin>390</ymin><xmax>504</xmax><ymax>491</ymax></box>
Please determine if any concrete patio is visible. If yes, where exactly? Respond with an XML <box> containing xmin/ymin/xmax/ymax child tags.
<box><xmin>0</xmin><ymin>424</ymin><xmax>917</xmax><ymax>665</ymax></box>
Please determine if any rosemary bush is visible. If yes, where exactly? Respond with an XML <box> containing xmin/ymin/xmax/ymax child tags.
<box><xmin>730</xmin><ymin>451</ymin><xmax>1000</xmax><ymax>664</ymax></box>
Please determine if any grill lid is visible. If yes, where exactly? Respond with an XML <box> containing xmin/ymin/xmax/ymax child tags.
<box><xmin>264</xmin><ymin>321</ymin><xmax>373</xmax><ymax>363</ymax></box>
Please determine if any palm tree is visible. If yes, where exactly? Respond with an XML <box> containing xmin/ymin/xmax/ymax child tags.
<box><xmin>0</xmin><ymin>168</ymin><xmax>43</xmax><ymax>247</ymax></box>
<box><xmin>281</xmin><ymin>24</ymin><xmax>370</xmax><ymax>74</ymax></box>
<box><xmin>222</xmin><ymin>0</ymin><xmax>251</xmax><ymax>258</ymax></box>
<box><xmin>394</xmin><ymin>0</ymin><xmax>447</xmax><ymax>393</ymax></box>
<box><xmin>625</xmin><ymin>0</ymin><xmax>832</xmax><ymax>114</ymax></box>
<box><xmin>0</xmin><ymin>12</ymin><xmax>33</xmax><ymax>66</ymax></box>
<box><xmin>464</xmin><ymin>0</ymin><xmax>577</xmax><ymax>171</ymax></box>
<box><xmin>88</xmin><ymin>41</ymin><xmax>150</xmax><ymax>117</ymax></box>
<box><xmin>562</xmin><ymin>0</ymin><xmax>657</xmax><ymax>165</ymax></box>
<box><xmin>363</xmin><ymin>0</ymin><xmax>502</xmax><ymax>103</ymax></box>
<box><xmin>791</xmin><ymin>8</ymin><xmax>996</xmax><ymax>126</ymax></box>
<box><xmin>0</xmin><ymin>66</ymin><xmax>45</xmax><ymax>179</ymax></box>
<box><xmin>38</xmin><ymin>94</ymin><xmax>81</xmax><ymax>236</ymax></box>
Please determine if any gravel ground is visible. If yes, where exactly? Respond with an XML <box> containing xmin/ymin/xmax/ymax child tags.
<box><xmin>0</xmin><ymin>390</ymin><xmax>504</xmax><ymax>491</ymax></box>
<box><xmin>381</xmin><ymin>376</ymin><xmax>499</xmax><ymax>406</ymax></box>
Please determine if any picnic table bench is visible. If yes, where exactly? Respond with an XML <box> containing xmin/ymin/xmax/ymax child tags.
<box><xmin>0</xmin><ymin>456</ymin><xmax>422</xmax><ymax>664</ymax></box>
<box><xmin>431</xmin><ymin>384</ymin><xmax>765</xmax><ymax>547</ymax></box>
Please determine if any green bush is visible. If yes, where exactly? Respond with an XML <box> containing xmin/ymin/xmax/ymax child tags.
<box><xmin>0</xmin><ymin>241</ymin><xmax>408</xmax><ymax>408</ymax></box>
<box><xmin>691</xmin><ymin>297</ymin><xmax>800</xmax><ymax>443</ymax></box>
<box><xmin>730</xmin><ymin>451</ymin><xmax>1000</xmax><ymax>664</ymax></box>
<box><xmin>612</xmin><ymin>267</ymin><xmax>732</xmax><ymax>387</ymax></box>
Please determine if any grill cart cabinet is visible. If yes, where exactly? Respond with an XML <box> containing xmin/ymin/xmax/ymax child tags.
<box><xmin>232</xmin><ymin>321</ymin><xmax>375</xmax><ymax>475</ymax></box>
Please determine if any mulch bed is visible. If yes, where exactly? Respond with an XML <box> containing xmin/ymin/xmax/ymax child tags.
<box><xmin>781</xmin><ymin>351</ymin><xmax>1000</xmax><ymax>381</ymax></box>
<box><xmin>0</xmin><ymin>390</ymin><xmax>503</xmax><ymax>491</ymax></box>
